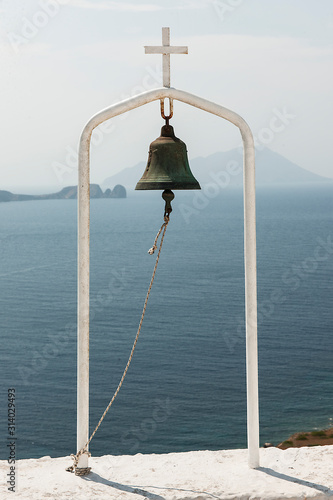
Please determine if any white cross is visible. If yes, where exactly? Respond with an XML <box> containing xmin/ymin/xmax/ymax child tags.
<box><xmin>145</xmin><ymin>27</ymin><xmax>188</xmax><ymax>88</ymax></box>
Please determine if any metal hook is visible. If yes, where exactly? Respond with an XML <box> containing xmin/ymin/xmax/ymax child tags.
<box><xmin>160</xmin><ymin>98</ymin><xmax>173</xmax><ymax>126</ymax></box>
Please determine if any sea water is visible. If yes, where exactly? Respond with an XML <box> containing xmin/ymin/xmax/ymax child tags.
<box><xmin>0</xmin><ymin>185</ymin><xmax>332</xmax><ymax>460</ymax></box>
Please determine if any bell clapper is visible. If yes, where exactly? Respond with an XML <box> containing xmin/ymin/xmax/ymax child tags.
<box><xmin>147</xmin><ymin>190</ymin><xmax>174</xmax><ymax>256</ymax></box>
<box><xmin>162</xmin><ymin>189</ymin><xmax>174</xmax><ymax>219</ymax></box>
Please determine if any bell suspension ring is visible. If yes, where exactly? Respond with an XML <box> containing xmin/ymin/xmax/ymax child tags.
<box><xmin>160</xmin><ymin>98</ymin><xmax>173</xmax><ymax>126</ymax></box>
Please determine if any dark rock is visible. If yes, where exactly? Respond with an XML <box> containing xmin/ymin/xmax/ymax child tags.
<box><xmin>90</xmin><ymin>184</ymin><xmax>104</xmax><ymax>198</ymax></box>
<box><xmin>110</xmin><ymin>184</ymin><xmax>126</xmax><ymax>198</ymax></box>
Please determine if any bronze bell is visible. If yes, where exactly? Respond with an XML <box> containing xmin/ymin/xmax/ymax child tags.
<box><xmin>135</xmin><ymin>124</ymin><xmax>201</xmax><ymax>190</ymax></box>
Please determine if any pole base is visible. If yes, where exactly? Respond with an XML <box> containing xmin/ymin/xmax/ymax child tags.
<box><xmin>75</xmin><ymin>467</ymin><xmax>92</xmax><ymax>476</ymax></box>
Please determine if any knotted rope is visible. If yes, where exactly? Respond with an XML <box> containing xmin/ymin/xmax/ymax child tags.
<box><xmin>67</xmin><ymin>214</ymin><xmax>170</xmax><ymax>475</ymax></box>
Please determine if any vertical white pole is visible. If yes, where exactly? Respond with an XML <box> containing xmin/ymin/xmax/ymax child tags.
<box><xmin>162</xmin><ymin>27</ymin><xmax>171</xmax><ymax>88</ymax></box>
<box><xmin>242</xmin><ymin>132</ymin><xmax>260</xmax><ymax>468</ymax></box>
<box><xmin>77</xmin><ymin>130</ymin><xmax>91</xmax><ymax>470</ymax></box>
<box><xmin>164</xmin><ymin>88</ymin><xmax>260</xmax><ymax>467</ymax></box>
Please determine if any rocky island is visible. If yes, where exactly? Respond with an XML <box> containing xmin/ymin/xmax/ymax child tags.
<box><xmin>0</xmin><ymin>183</ymin><xmax>126</xmax><ymax>202</ymax></box>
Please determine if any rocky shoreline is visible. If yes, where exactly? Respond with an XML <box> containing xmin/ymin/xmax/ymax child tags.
<box><xmin>275</xmin><ymin>428</ymin><xmax>333</xmax><ymax>450</ymax></box>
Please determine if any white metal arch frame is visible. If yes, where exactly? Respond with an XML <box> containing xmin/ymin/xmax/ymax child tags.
<box><xmin>77</xmin><ymin>87</ymin><xmax>259</xmax><ymax>471</ymax></box>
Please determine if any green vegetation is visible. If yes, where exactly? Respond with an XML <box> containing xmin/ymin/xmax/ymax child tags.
<box><xmin>311</xmin><ymin>430</ymin><xmax>326</xmax><ymax>437</ymax></box>
<box><xmin>296</xmin><ymin>434</ymin><xmax>308</xmax><ymax>440</ymax></box>
<box><xmin>282</xmin><ymin>440</ymin><xmax>293</xmax><ymax>447</ymax></box>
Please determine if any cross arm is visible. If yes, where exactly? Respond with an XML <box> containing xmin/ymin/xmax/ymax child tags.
<box><xmin>144</xmin><ymin>46</ymin><xmax>188</xmax><ymax>54</ymax></box>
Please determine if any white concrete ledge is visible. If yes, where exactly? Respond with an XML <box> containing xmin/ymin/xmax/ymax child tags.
<box><xmin>2</xmin><ymin>447</ymin><xmax>333</xmax><ymax>499</ymax></box>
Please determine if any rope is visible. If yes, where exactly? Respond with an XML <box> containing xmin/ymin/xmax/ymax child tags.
<box><xmin>67</xmin><ymin>215</ymin><xmax>170</xmax><ymax>475</ymax></box>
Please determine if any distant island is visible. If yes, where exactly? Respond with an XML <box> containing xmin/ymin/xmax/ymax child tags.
<box><xmin>0</xmin><ymin>184</ymin><xmax>126</xmax><ymax>203</ymax></box>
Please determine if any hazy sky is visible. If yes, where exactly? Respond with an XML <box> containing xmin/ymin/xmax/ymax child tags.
<box><xmin>0</xmin><ymin>0</ymin><xmax>332</xmax><ymax>191</ymax></box>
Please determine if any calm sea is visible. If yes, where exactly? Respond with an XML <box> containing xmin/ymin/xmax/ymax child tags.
<box><xmin>0</xmin><ymin>185</ymin><xmax>332</xmax><ymax>460</ymax></box>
